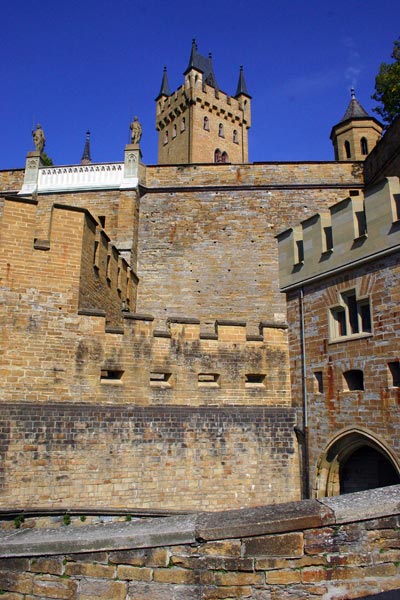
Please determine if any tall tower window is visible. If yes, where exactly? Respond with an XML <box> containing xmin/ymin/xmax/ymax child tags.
<box><xmin>181</xmin><ymin>117</ymin><xmax>186</xmax><ymax>132</ymax></box>
<box><xmin>164</xmin><ymin>130</ymin><xmax>169</xmax><ymax>145</ymax></box>
<box><xmin>344</xmin><ymin>140</ymin><xmax>351</xmax><ymax>159</ymax></box>
<box><xmin>203</xmin><ymin>116</ymin><xmax>210</xmax><ymax>131</ymax></box>
<box><xmin>233</xmin><ymin>130</ymin><xmax>239</xmax><ymax>144</ymax></box>
<box><xmin>218</xmin><ymin>123</ymin><xmax>224</xmax><ymax>138</ymax></box>
<box><xmin>360</xmin><ymin>137</ymin><xmax>369</xmax><ymax>155</ymax></box>
<box><xmin>214</xmin><ymin>149</ymin><xmax>222</xmax><ymax>163</ymax></box>
<box><xmin>172</xmin><ymin>124</ymin><xmax>177</xmax><ymax>139</ymax></box>
<box><xmin>221</xmin><ymin>151</ymin><xmax>229</xmax><ymax>163</ymax></box>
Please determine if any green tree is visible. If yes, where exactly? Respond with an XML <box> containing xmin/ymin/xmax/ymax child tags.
<box><xmin>41</xmin><ymin>152</ymin><xmax>53</xmax><ymax>166</ymax></box>
<box><xmin>372</xmin><ymin>38</ymin><xmax>400</xmax><ymax>125</ymax></box>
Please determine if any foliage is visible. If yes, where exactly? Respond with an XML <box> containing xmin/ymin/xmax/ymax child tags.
<box><xmin>372</xmin><ymin>38</ymin><xmax>400</xmax><ymax>125</ymax></box>
<box><xmin>41</xmin><ymin>152</ymin><xmax>54</xmax><ymax>166</ymax></box>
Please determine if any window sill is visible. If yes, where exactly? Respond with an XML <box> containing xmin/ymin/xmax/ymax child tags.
<box><xmin>329</xmin><ymin>332</ymin><xmax>373</xmax><ymax>345</ymax></box>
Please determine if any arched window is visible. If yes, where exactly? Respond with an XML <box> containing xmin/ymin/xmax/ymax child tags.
<box><xmin>221</xmin><ymin>151</ymin><xmax>229</xmax><ymax>163</ymax></box>
<box><xmin>181</xmin><ymin>117</ymin><xmax>186</xmax><ymax>132</ymax></box>
<box><xmin>360</xmin><ymin>137</ymin><xmax>369</xmax><ymax>155</ymax></box>
<box><xmin>344</xmin><ymin>140</ymin><xmax>351</xmax><ymax>159</ymax></box>
<box><xmin>218</xmin><ymin>123</ymin><xmax>224</xmax><ymax>138</ymax></box>
<box><xmin>233</xmin><ymin>130</ymin><xmax>238</xmax><ymax>144</ymax></box>
<box><xmin>214</xmin><ymin>149</ymin><xmax>222</xmax><ymax>163</ymax></box>
<box><xmin>164</xmin><ymin>130</ymin><xmax>169</xmax><ymax>145</ymax></box>
<box><xmin>172</xmin><ymin>124</ymin><xmax>177</xmax><ymax>139</ymax></box>
<box><xmin>203</xmin><ymin>116</ymin><xmax>209</xmax><ymax>131</ymax></box>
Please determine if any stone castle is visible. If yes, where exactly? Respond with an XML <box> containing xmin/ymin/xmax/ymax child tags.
<box><xmin>1</xmin><ymin>40</ymin><xmax>400</xmax><ymax>514</ymax></box>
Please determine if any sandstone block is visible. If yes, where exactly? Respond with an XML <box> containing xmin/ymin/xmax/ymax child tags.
<box><xmin>243</xmin><ymin>532</ymin><xmax>304</xmax><ymax>557</ymax></box>
<box><xmin>32</xmin><ymin>574</ymin><xmax>77</xmax><ymax>599</ymax></box>
<box><xmin>78</xmin><ymin>577</ymin><xmax>127</xmax><ymax>600</ymax></box>
<box><xmin>117</xmin><ymin>565</ymin><xmax>153</xmax><ymax>581</ymax></box>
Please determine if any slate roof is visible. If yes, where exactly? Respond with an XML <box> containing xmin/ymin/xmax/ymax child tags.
<box><xmin>340</xmin><ymin>88</ymin><xmax>370</xmax><ymax>122</ymax></box>
<box><xmin>156</xmin><ymin>66</ymin><xmax>171</xmax><ymax>100</ymax></box>
<box><xmin>235</xmin><ymin>65</ymin><xmax>251</xmax><ymax>98</ymax></box>
<box><xmin>185</xmin><ymin>39</ymin><xmax>220</xmax><ymax>91</ymax></box>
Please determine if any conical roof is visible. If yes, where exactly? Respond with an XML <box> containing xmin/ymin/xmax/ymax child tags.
<box><xmin>340</xmin><ymin>88</ymin><xmax>370</xmax><ymax>122</ymax></box>
<box><xmin>235</xmin><ymin>65</ymin><xmax>251</xmax><ymax>98</ymax></box>
<box><xmin>156</xmin><ymin>66</ymin><xmax>171</xmax><ymax>100</ymax></box>
<box><xmin>80</xmin><ymin>131</ymin><xmax>92</xmax><ymax>165</ymax></box>
<box><xmin>184</xmin><ymin>39</ymin><xmax>220</xmax><ymax>91</ymax></box>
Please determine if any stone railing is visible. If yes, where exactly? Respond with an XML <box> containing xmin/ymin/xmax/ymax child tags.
<box><xmin>1</xmin><ymin>486</ymin><xmax>399</xmax><ymax>599</ymax></box>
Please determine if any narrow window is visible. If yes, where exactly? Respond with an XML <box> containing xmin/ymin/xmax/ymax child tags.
<box><xmin>181</xmin><ymin>117</ymin><xmax>186</xmax><ymax>132</ymax></box>
<box><xmin>101</xmin><ymin>369</ymin><xmax>124</xmax><ymax>383</ymax></box>
<box><xmin>150</xmin><ymin>372</ymin><xmax>171</xmax><ymax>386</ymax></box>
<box><xmin>360</xmin><ymin>137</ymin><xmax>369</xmax><ymax>155</ymax></box>
<box><xmin>164</xmin><ymin>130</ymin><xmax>169</xmax><ymax>145</ymax></box>
<box><xmin>344</xmin><ymin>140</ymin><xmax>351</xmax><ymax>159</ymax></box>
<box><xmin>198</xmin><ymin>373</ymin><xmax>220</xmax><ymax>387</ymax></box>
<box><xmin>233</xmin><ymin>130</ymin><xmax>238</xmax><ymax>144</ymax></box>
<box><xmin>295</xmin><ymin>239</ymin><xmax>304</xmax><ymax>264</ymax></box>
<box><xmin>331</xmin><ymin>306</ymin><xmax>347</xmax><ymax>337</ymax></box>
<box><xmin>388</xmin><ymin>362</ymin><xmax>400</xmax><ymax>387</ymax></box>
<box><xmin>314</xmin><ymin>371</ymin><xmax>324</xmax><ymax>394</ymax></box>
<box><xmin>343</xmin><ymin>369</ymin><xmax>364</xmax><ymax>391</ymax></box>
<box><xmin>323</xmin><ymin>226</ymin><xmax>333</xmax><ymax>252</ymax></box>
<box><xmin>106</xmin><ymin>254</ymin><xmax>111</xmax><ymax>281</ymax></box>
<box><xmin>355</xmin><ymin>210</ymin><xmax>367</xmax><ymax>238</ymax></box>
<box><xmin>359</xmin><ymin>300</ymin><xmax>372</xmax><ymax>333</ymax></box>
<box><xmin>218</xmin><ymin>123</ymin><xmax>224</xmax><ymax>138</ymax></box>
<box><xmin>203</xmin><ymin>116</ymin><xmax>209</xmax><ymax>131</ymax></box>
<box><xmin>214</xmin><ymin>148</ymin><xmax>222</xmax><ymax>163</ymax></box>
<box><xmin>98</xmin><ymin>215</ymin><xmax>106</xmax><ymax>228</ymax></box>
<box><xmin>93</xmin><ymin>240</ymin><xmax>100</xmax><ymax>269</ymax></box>
<box><xmin>221</xmin><ymin>151</ymin><xmax>229</xmax><ymax>163</ymax></box>
<box><xmin>392</xmin><ymin>194</ymin><xmax>400</xmax><ymax>221</ymax></box>
<box><xmin>172</xmin><ymin>124</ymin><xmax>177</xmax><ymax>139</ymax></box>
<box><xmin>344</xmin><ymin>291</ymin><xmax>359</xmax><ymax>334</ymax></box>
<box><xmin>245</xmin><ymin>374</ymin><xmax>265</xmax><ymax>386</ymax></box>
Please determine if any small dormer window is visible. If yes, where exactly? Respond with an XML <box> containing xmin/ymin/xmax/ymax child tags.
<box><xmin>360</xmin><ymin>137</ymin><xmax>368</xmax><ymax>155</ymax></box>
<box><xmin>204</xmin><ymin>116</ymin><xmax>210</xmax><ymax>131</ymax></box>
<box><xmin>218</xmin><ymin>123</ymin><xmax>224</xmax><ymax>138</ymax></box>
<box><xmin>233</xmin><ymin>130</ymin><xmax>239</xmax><ymax>144</ymax></box>
<box><xmin>344</xmin><ymin>140</ymin><xmax>351</xmax><ymax>159</ymax></box>
<box><xmin>181</xmin><ymin>117</ymin><xmax>186</xmax><ymax>132</ymax></box>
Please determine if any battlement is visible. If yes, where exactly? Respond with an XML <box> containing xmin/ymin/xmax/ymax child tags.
<box><xmin>0</xmin><ymin>195</ymin><xmax>137</xmax><ymax>326</ymax></box>
<box><xmin>277</xmin><ymin>176</ymin><xmax>400</xmax><ymax>290</ymax></box>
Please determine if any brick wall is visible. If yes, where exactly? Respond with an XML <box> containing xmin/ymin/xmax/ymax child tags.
<box><xmin>0</xmin><ymin>168</ymin><xmax>24</xmax><ymax>191</ymax></box>
<box><xmin>1</xmin><ymin>486</ymin><xmax>399</xmax><ymax>599</ymax></box>
<box><xmin>0</xmin><ymin>404</ymin><xmax>298</xmax><ymax>510</ymax></box>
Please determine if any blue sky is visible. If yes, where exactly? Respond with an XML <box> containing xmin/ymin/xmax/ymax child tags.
<box><xmin>1</xmin><ymin>0</ymin><xmax>399</xmax><ymax>169</ymax></box>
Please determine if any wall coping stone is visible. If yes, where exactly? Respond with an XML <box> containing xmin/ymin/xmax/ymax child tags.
<box><xmin>123</xmin><ymin>312</ymin><xmax>155</xmax><ymax>322</ymax></box>
<box><xmin>2</xmin><ymin>486</ymin><xmax>399</xmax><ymax>558</ymax></box>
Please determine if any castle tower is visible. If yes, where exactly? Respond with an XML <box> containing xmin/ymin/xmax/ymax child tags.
<box><xmin>156</xmin><ymin>40</ymin><xmax>251</xmax><ymax>164</ymax></box>
<box><xmin>330</xmin><ymin>88</ymin><xmax>383</xmax><ymax>161</ymax></box>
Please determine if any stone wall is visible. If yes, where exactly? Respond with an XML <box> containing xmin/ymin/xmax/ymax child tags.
<box><xmin>1</xmin><ymin>486</ymin><xmax>399</xmax><ymax>599</ymax></box>
<box><xmin>137</xmin><ymin>162</ymin><xmax>362</xmax><ymax>325</ymax></box>
<box><xmin>0</xmin><ymin>195</ymin><xmax>299</xmax><ymax>510</ymax></box>
<box><xmin>364</xmin><ymin>116</ymin><xmax>400</xmax><ymax>185</ymax></box>
<box><xmin>0</xmin><ymin>168</ymin><xmax>24</xmax><ymax>192</ymax></box>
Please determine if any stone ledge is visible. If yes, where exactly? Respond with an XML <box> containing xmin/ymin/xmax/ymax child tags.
<box><xmin>2</xmin><ymin>487</ymin><xmax>399</xmax><ymax>559</ymax></box>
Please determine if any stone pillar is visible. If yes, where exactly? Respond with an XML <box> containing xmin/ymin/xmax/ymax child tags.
<box><xmin>120</xmin><ymin>144</ymin><xmax>141</xmax><ymax>188</ymax></box>
<box><xmin>19</xmin><ymin>151</ymin><xmax>43</xmax><ymax>195</ymax></box>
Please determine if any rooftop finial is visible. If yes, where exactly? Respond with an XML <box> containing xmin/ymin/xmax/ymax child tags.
<box><xmin>351</xmin><ymin>87</ymin><xmax>356</xmax><ymax>100</ymax></box>
<box><xmin>80</xmin><ymin>130</ymin><xmax>92</xmax><ymax>165</ymax></box>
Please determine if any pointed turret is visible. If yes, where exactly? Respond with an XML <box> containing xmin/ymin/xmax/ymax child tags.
<box><xmin>235</xmin><ymin>66</ymin><xmax>251</xmax><ymax>98</ymax></box>
<box><xmin>330</xmin><ymin>89</ymin><xmax>383</xmax><ymax>161</ymax></box>
<box><xmin>80</xmin><ymin>131</ymin><xmax>92</xmax><ymax>165</ymax></box>
<box><xmin>184</xmin><ymin>38</ymin><xmax>219</xmax><ymax>92</ymax></box>
<box><xmin>156</xmin><ymin>66</ymin><xmax>170</xmax><ymax>101</ymax></box>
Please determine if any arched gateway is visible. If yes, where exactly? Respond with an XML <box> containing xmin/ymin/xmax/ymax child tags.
<box><xmin>314</xmin><ymin>429</ymin><xmax>400</xmax><ymax>498</ymax></box>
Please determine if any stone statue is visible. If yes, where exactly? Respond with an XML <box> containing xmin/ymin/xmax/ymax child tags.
<box><xmin>32</xmin><ymin>124</ymin><xmax>46</xmax><ymax>154</ymax></box>
<box><xmin>130</xmin><ymin>116</ymin><xmax>142</xmax><ymax>144</ymax></box>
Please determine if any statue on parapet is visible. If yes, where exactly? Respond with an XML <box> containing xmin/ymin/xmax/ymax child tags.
<box><xmin>32</xmin><ymin>124</ymin><xmax>46</xmax><ymax>154</ymax></box>
<box><xmin>130</xmin><ymin>116</ymin><xmax>142</xmax><ymax>145</ymax></box>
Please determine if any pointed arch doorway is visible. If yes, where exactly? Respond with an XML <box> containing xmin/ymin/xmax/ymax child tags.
<box><xmin>314</xmin><ymin>429</ymin><xmax>400</xmax><ymax>498</ymax></box>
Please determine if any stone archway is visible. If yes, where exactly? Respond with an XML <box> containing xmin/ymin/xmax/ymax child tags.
<box><xmin>314</xmin><ymin>429</ymin><xmax>400</xmax><ymax>498</ymax></box>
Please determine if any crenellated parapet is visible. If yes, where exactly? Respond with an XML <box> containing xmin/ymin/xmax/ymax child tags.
<box><xmin>277</xmin><ymin>176</ymin><xmax>400</xmax><ymax>290</ymax></box>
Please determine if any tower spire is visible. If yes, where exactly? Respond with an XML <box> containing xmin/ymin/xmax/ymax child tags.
<box><xmin>235</xmin><ymin>65</ymin><xmax>250</xmax><ymax>98</ymax></box>
<box><xmin>80</xmin><ymin>130</ymin><xmax>92</xmax><ymax>165</ymax></box>
<box><xmin>156</xmin><ymin>66</ymin><xmax>170</xmax><ymax>100</ymax></box>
